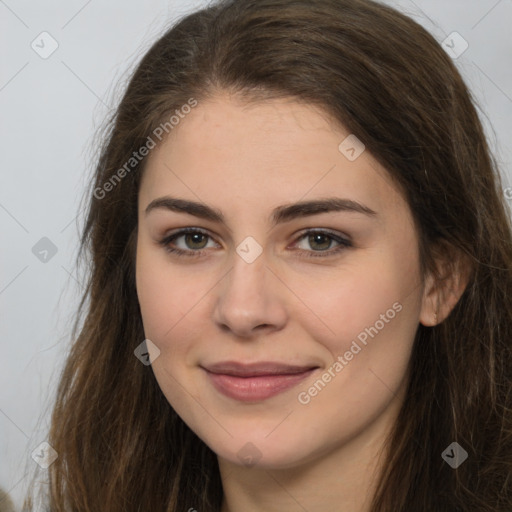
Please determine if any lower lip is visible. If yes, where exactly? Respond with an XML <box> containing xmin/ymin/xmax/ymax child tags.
<box><xmin>204</xmin><ymin>368</ymin><xmax>317</xmax><ymax>402</ymax></box>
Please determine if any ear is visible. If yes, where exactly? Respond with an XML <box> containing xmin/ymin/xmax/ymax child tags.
<box><xmin>419</xmin><ymin>242</ymin><xmax>473</xmax><ymax>327</ymax></box>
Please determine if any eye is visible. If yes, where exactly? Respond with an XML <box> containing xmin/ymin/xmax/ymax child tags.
<box><xmin>291</xmin><ymin>229</ymin><xmax>352</xmax><ymax>258</ymax></box>
<box><xmin>159</xmin><ymin>228</ymin><xmax>218</xmax><ymax>258</ymax></box>
<box><xmin>158</xmin><ymin>228</ymin><xmax>352</xmax><ymax>259</ymax></box>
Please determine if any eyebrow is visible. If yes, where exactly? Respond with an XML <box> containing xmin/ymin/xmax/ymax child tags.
<box><xmin>144</xmin><ymin>196</ymin><xmax>377</xmax><ymax>227</ymax></box>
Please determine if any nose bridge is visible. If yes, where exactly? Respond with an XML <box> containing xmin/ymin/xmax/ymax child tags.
<box><xmin>213</xmin><ymin>239</ymin><xmax>287</xmax><ymax>336</ymax></box>
<box><xmin>231</xmin><ymin>248</ymin><xmax>267</xmax><ymax>296</ymax></box>
<box><xmin>226</xmin><ymin>233</ymin><xmax>269</xmax><ymax>294</ymax></box>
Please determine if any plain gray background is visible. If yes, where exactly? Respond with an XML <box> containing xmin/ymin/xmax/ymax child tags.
<box><xmin>1</xmin><ymin>0</ymin><xmax>511</xmax><ymax>509</ymax></box>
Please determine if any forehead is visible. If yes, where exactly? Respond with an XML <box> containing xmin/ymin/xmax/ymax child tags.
<box><xmin>139</xmin><ymin>94</ymin><xmax>407</xmax><ymax>222</ymax></box>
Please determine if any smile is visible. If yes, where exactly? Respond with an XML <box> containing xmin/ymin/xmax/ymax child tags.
<box><xmin>201</xmin><ymin>361</ymin><xmax>319</xmax><ymax>402</ymax></box>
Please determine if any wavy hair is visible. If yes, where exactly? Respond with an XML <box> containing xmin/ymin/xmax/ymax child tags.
<box><xmin>24</xmin><ymin>0</ymin><xmax>512</xmax><ymax>510</ymax></box>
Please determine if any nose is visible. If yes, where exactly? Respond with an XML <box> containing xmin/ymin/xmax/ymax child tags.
<box><xmin>212</xmin><ymin>248</ymin><xmax>288</xmax><ymax>339</ymax></box>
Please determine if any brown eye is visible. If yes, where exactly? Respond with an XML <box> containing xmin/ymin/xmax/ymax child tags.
<box><xmin>159</xmin><ymin>228</ymin><xmax>218</xmax><ymax>258</ymax></box>
<box><xmin>292</xmin><ymin>230</ymin><xmax>352</xmax><ymax>258</ymax></box>
<box><xmin>307</xmin><ymin>233</ymin><xmax>335</xmax><ymax>251</ymax></box>
<box><xmin>182</xmin><ymin>232</ymin><xmax>209</xmax><ymax>250</ymax></box>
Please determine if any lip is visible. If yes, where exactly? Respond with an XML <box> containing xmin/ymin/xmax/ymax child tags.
<box><xmin>204</xmin><ymin>361</ymin><xmax>318</xmax><ymax>377</ymax></box>
<box><xmin>201</xmin><ymin>361</ymin><xmax>319</xmax><ymax>402</ymax></box>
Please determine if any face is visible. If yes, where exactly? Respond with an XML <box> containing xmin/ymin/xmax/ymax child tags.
<box><xmin>135</xmin><ymin>92</ymin><xmax>427</xmax><ymax>470</ymax></box>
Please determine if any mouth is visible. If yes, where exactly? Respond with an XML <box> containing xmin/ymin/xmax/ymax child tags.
<box><xmin>201</xmin><ymin>361</ymin><xmax>319</xmax><ymax>402</ymax></box>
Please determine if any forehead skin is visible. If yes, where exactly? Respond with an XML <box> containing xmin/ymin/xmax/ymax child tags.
<box><xmin>139</xmin><ymin>93</ymin><xmax>411</xmax><ymax>248</ymax></box>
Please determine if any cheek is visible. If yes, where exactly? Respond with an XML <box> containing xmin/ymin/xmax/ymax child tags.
<box><xmin>135</xmin><ymin>247</ymin><xmax>200</xmax><ymax>410</ymax></box>
<box><xmin>136</xmin><ymin>244</ymin><xmax>184</xmax><ymax>343</ymax></box>
<box><xmin>290</xmin><ymin>249</ymin><xmax>421</xmax><ymax>360</ymax></box>
<box><xmin>292</xmin><ymin>263</ymin><xmax>421</xmax><ymax>437</ymax></box>
<box><xmin>135</xmin><ymin>244</ymin><xmax>213</xmax><ymax>359</ymax></box>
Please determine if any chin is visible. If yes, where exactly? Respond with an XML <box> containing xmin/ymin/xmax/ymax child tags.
<box><xmin>199</xmin><ymin>422</ymin><xmax>329</xmax><ymax>471</ymax></box>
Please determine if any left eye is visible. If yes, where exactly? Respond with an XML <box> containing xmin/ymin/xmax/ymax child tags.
<box><xmin>159</xmin><ymin>228</ymin><xmax>352</xmax><ymax>258</ymax></box>
<box><xmin>294</xmin><ymin>231</ymin><xmax>347</xmax><ymax>253</ymax></box>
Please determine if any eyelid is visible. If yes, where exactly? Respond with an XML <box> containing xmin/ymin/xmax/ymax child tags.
<box><xmin>158</xmin><ymin>227</ymin><xmax>353</xmax><ymax>258</ymax></box>
<box><xmin>160</xmin><ymin>226</ymin><xmax>350</xmax><ymax>243</ymax></box>
<box><xmin>160</xmin><ymin>227</ymin><xmax>221</xmax><ymax>249</ymax></box>
<box><xmin>289</xmin><ymin>228</ymin><xmax>352</xmax><ymax>257</ymax></box>
<box><xmin>293</xmin><ymin>227</ymin><xmax>351</xmax><ymax>242</ymax></box>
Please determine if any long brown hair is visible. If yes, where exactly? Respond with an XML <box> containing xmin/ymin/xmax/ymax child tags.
<box><xmin>24</xmin><ymin>0</ymin><xmax>512</xmax><ymax>510</ymax></box>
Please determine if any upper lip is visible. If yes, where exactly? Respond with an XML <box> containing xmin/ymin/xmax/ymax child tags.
<box><xmin>202</xmin><ymin>361</ymin><xmax>319</xmax><ymax>377</ymax></box>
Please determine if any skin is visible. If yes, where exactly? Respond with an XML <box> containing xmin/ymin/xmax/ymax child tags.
<box><xmin>135</xmin><ymin>92</ymin><xmax>465</xmax><ymax>512</ymax></box>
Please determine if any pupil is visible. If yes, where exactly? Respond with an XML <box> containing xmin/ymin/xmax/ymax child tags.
<box><xmin>187</xmin><ymin>233</ymin><xmax>207</xmax><ymax>249</ymax></box>
<box><xmin>310</xmin><ymin>234</ymin><xmax>330</xmax><ymax>250</ymax></box>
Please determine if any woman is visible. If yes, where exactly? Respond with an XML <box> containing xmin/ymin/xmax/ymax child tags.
<box><xmin>25</xmin><ymin>0</ymin><xmax>512</xmax><ymax>510</ymax></box>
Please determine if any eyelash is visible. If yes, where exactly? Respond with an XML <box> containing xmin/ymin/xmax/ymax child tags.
<box><xmin>158</xmin><ymin>227</ymin><xmax>353</xmax><ymax>259</ymax></box>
